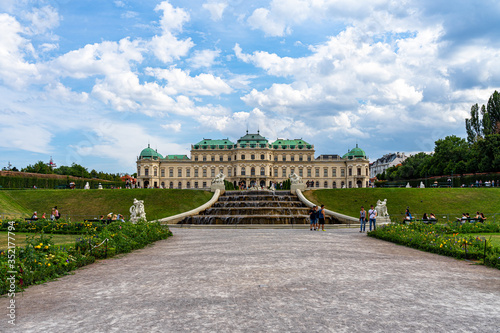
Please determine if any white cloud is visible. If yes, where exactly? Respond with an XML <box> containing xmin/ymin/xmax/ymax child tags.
<box><xmin>247</xmin><ymin>8</ymin><xmax>289</xmax><ymax>37</ymax></box>
<box><xmin>149</xmin><ymin>33</ymin><xmax>194</xmax><ymax>63</ymax></box>
<box><xmin>161</xmin><ymin>122</ymin><xmax>182</xmax><ymax>133</ymax></box>
<box><xmin>187</xmin><ymin>49</ymin><xmax>220</xmax><ymax>69</ymax></box>
<box><xmin>146</xmin><ymin>66</ymin><xmax>232</xmax><ymax>96</ymax></box>
<box><xmin>0</xmin><ymin>14</ymin><xmax>39</xmax><ymax>88</ymax></box>
<box><xmin>202</xmin><ymin>2</ymin><xmax>228</xmax><ymax>21</ymax></box>
<box><xmin>155</xmin><ymin>1</ymin><xmax>190</xmax><ymax>34</ymax></box>
<box><xmin>121</xmin><ymin>11</ymin><xmax>138</xmax><ymax>19</ymax></box>
<box><xmin>39</xmin><ymin>42</ymin><xmax>58</xmax><ymax>53</ymax></box>
<box><xmin>25</xmin><ymin>5</ymin><xmax>60</xmax><ymax>35</ymax></box>
<box><xmin>114</xmin><ymin>1</ymin><xmax>126</xmax><ymax>8</ymax></box>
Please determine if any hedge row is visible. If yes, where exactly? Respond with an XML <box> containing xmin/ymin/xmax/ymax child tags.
<box><xmin>1</xmin><ymin>219</ymin><xmax>107</xmax><ymax>234</ymax></box>
<box><xmin>376</xmin><ymin>173</ymin><xmax>500</xmax><ymax>188</ymax></box>
<box><xmin>0</xmin><ymin>175</ymin><xmax>124</xmax><ymax>189</ymax></box>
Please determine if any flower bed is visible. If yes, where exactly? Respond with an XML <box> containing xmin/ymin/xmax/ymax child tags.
<box><xmin>368</xmin><ymin>222</ymin><xmax>500</xmax><ymax>270</ymax></box>
<box><xmin>0</xmin><ymin>221</ymin><xmax>171</xmax><ymax>294</ymax></box>
<box><xmin>0</xmin><ymin>219</ymin><xmax>106</xmax><ymax>234</ymax></box>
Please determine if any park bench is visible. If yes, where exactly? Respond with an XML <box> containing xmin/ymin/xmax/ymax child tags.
<box><xmin>84</xmin><ymin>219</ymin><xmax>113</xmax><ymax>224</ymax></box>
<box><xmin>454</xmin><ymin>218</ymin><xmax>484</xmax><ymax>225</ymax></box>
<box><xmin>402</xmin><ymin>218</ymin><xmax>438</xmax><ymax>225</ymax></box>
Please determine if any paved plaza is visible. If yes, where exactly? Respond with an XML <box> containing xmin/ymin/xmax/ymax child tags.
<box><xmin>3</xmin><ymin>228</ymin><xmax>500</xmax><ymax>332</ymax></box>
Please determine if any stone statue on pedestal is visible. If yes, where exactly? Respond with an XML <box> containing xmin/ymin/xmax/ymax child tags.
<box><xmin>129</xmin><ymin>198</ymin><xmax>146</xmax><ymax>223</ymax></box>
<box><xmin>84</xmin><ymin>182</ymin><xmax>90</xmax><ymax>190</ymax></box>
<box><xmin>210</xmin><ymin>172</ymin><xmax>226</xmax><ymax>192</ymax></box>
<box><xmin>376</xmin><ymin>199</ymin><xmax>389</xmax><ymax>217</ymax></box>
<box><xmin>212</xmin><ymin>172</ymin><xmax>225</xmax><ymax>184</ymax></box>
<box><xmin>289</xmin><ymin>172</ymin><xmax>305</xmax><ymax>194</ymax></box>
<box><xmin>289</xmin><ymin>172</ymin><xmax>303</xmax><ymax>185</ymax></box>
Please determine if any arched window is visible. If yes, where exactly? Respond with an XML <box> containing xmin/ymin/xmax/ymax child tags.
<box><xmin>316</xmin><ymin>181</ymin><xmax>319</xmax><ymax>187</ymax></box>
<box><xmin>187</xmin><ymin>182</ymin><xmax>191</xmax><ymax>189</ymax></box>
<box><xmin>333</xmin><ymin>181</ymin><xmax>337</xmax><ymax>188</ymax></box>
<box><xmin>241</xmin><ymin>167</ymin><xmax>246</xmax><ymax>176</ymax></box>
<box><xmin>260</xmin><ymin>167</ymin><xmax>265</xmax><ymax>175</ymax></box>
<box><xmin>178</xmin><ymin>181</ymin><xmax>182</xmax><ymax>189</ymax></box>
<box><xmin>341</xmin><ymin>181</ymin><xmax>345</xmax><ymax>188</ymax></box>
<box><xmin>324</xmin><ymin>181</ymin><xmax>328</xmax><ymax>188</ymax></box>
<box><xmin>169</xmin><ymin>182</ymin><xmax>173</xmax><ymax>189</ymax></box>
<box><xmin>251</xmin><ymin>167</ymin><xmax>255</xmax><ymax>175</ymax></box>
<box><xmin>161</xmin><ymin>181</ymin><xmax>165</xmax><ymax>188</ymax></box>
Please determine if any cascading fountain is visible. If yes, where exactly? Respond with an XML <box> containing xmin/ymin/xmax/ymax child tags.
<box><xmin>181</xmin><ymin>190</ymin><xmax>316</xmax><ymax>225</ymax></box>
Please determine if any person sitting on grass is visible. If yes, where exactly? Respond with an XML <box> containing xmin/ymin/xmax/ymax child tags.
<box><xmin>31</xmin><ymin>211</ymin><xmax>38</xmax><ymax>220</ymax></box>
<box><xmin>429</xmin><ymin>213</ymin><xmax>437</xmax><ymax>221</ymax></box>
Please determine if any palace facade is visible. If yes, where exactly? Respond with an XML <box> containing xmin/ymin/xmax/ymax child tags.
<box><xmin>136</xmin><ymin>132</ymin><xmax>370</xmax><ymax>189</ymax></box>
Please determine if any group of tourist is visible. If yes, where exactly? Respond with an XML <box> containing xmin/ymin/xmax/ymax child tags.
<box><xmin>100</xmin><ymin>213</ymin><xmax>125</xmax><ymax>222</ymax></box>
<box><xmin>30</xmin><ymin>206</ymin><xmax>61</xmax><ymax>221</ymax></box>
<box><xmin>458</xmin><ymin>212</ymin><xmax>487</xmax><ymax>223</ymax></box>
<box><xmin>308</xmin><ymin>205</ymin><xmax>326</xmax><ymax>231</ymax></box>
<box><xmin>359</xmin><ymin>205</ymin><xmax>377</xmax><ymax>232</ymax></box>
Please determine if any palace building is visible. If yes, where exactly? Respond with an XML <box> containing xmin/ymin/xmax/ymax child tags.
<box><xmin>136</xmin><ymin>131</ymin><xmax>370</xmax><ymax>189</ymax></box>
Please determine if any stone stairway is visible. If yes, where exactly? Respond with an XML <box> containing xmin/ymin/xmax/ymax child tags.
<box><xmin>181</xmin><ymin>190</ymin><xmax>314</xmax><ymax>225</ymax></box>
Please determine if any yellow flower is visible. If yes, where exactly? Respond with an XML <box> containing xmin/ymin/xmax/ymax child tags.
<box><xmin>47</xmin><ymin>263</ymin><xmax>51</xmax><ymax>266</ymax></box>
<box><xmin>44</xmin><ymin>246</ymin><xmax>49</xmax><ymax>249</ymax></box>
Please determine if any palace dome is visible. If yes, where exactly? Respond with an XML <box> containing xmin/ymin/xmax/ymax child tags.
<box><xmin>139</xmin><ymin>145</ymin><xmax>162</xmax><ymax>160</ymax></box>
<box><xmin>342</xmin><ymin>144</ymin><xmax>367</xmax><ymax>159</ymax></box>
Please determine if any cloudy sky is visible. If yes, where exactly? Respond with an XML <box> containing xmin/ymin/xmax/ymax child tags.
<box><xmin>1</xmin><ymin>0</ymin><xmax>500</xmax><ymax>173</ymax></box>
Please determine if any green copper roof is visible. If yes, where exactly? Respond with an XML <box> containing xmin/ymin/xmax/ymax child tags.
<box><xmin>237</xmin><ymin>132</ymin><xmax>268</xmax><ymax>144</ymax></box>
<box><xmin>271</xmin><ymin>138</ymin><xmax>312</xmax><ymax>149</ymax></box>
<box><xmin>139</xmin><ymin>145</ymin><xmax>162</xmax><ymax>159</ymax></box>
<box><xmin>342</xmin><ymin>145</ymin><xmax>367</xmax><ymax>159</ymax></box>
<box><xmin>166</xmin><ymin>155</ymin><xmax>190</xmax><ymax>160</ymax></box>
<box><xmin>193</xmin><ymin>138</ymin><xmax>235</xmax><ymax>149</ymax></box>
<box><xmin>194</xmin><ymin>138</ymin><xmax>234</xmax><ymax>146</ymax></box>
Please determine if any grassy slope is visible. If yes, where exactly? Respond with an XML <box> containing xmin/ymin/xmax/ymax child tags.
<box><xmin>0</xmin><ymin>189</ymin><xmax>213</xmax><ymax>220</ymax></box>
<box><xmin>467</xmin><ymin>234</ymin><xmax>500</xmax><ymax>247</ymax></box>
<box><xmin>304</xmin><ymin>188</ymin><xmax>500</xmax><ymax>219</ymax></box>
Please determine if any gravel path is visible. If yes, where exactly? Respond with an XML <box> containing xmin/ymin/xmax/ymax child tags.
<box><xmin>3</xmin><ymin>228</ymin><xmax>500</xmax><ymax>332</ymax></box>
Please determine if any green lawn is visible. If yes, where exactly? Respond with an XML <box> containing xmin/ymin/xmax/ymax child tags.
<box><xmin>0</xmin><ymin>231</ymin><xmax>78</xmax><ymax>250</ymax></box>
<box><xmin>0</xmin><ymin>189</ymin><xmax>213</xmax><ymax>220</ymax></box>
<box><xmin>466</xmin><ymin>233</ymin><xmax>500</xmax><ymax>247</ymax></box>
<box><xmin>304</xmin><ymin>188</ymin><xmax>500</xmax><ymax>220</ymax></box>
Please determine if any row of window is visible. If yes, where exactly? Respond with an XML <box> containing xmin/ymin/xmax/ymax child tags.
<box><xmin>192</xmin><ymin>154</ymin><xmax>314</xmax><ymax>162</ymax></box>
<box><xmin>138</xmin><ymin>166</ymin><xmax>368</xmax><ymax>178</ymax></box>
<box><xmin>139</xmin><ymin>180</ymin><xmax>369</xmax><ymax>189</ymax></box>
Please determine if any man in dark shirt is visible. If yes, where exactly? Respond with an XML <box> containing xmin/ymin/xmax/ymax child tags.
<box><xmin>309</xmin><ymin>205</ymin><xmax>317</xmax><ymax>231</ymax></box>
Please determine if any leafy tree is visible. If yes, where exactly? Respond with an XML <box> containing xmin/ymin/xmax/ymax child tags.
<box><xmin>22</xmin><ymin>161</ymin><xmax>54</xmax><ymax>174</ymax></box>
<box><xmin>465</xmin><ymin>90</ymin><xmax>500</xmax><ymax>143</ymax></box>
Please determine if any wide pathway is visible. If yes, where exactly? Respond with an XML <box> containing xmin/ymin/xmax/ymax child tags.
<box><xmin>3</xmin><ymin>228</ymin><xmax>500</xmax><ymax>332</ymax></box>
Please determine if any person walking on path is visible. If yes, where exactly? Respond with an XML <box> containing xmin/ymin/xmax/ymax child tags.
<box><xmin>309</xmin><ymin>205</ymin><xmax>317</xmax><ymax>231</ymax></box>
<box><xmin>368</xmin><ymin>205</ymin><xmax>377</xmax><ymax>231</ymax></box>
<box><xmin>359</xmin><ymin>206</ymin><xmax>366</xmax><ymax>232</ymax></box>
<box><xmin>318</xmin><ymin>205</ymin><xmax>326</xmax><ymax>231</ymax></box>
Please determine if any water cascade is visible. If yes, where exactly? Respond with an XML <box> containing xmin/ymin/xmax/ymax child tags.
<box><xmin>181</xmin><ymin>190</ymin><xmax>318</xmax><ymax>225</ymax></box>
